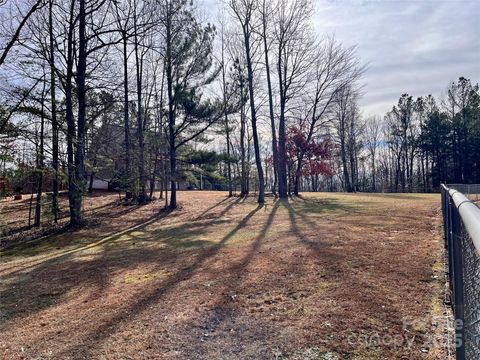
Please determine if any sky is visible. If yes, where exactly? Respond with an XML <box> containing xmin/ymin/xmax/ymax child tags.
<box><xmin>312</xmin><ymin>0</ymin><xmax>480</xmax><ymax>117</ymax></box>
<box><xmin>202</xmin><ymin>0</ymin><xmax>480</xmax><ymax>118</ymax></box>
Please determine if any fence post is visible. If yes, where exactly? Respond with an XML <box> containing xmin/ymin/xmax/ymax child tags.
<box><xmin>442</xmin><ymin>186</ymin><xmax>447</xmax><ymax>246</ymax></box>
<box><xmin>448</xmin><ymin>196</ymin><xmax>454</xmax><ymax>284</ymax></box>
<box><xmin>451</xmin><ymin>206</ymin><xmax>466</xmax><ymax>360</ymax></box>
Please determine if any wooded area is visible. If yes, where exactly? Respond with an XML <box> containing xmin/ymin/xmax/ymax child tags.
<box><xmin>0</xmin><ymin>0</ymin><xmax>478</xmax><ymax>230</ymax></box>
<box><xmin>0</xmin><ymin>1</ymin><xmax>477</xmax><ymax>358</ymax></box>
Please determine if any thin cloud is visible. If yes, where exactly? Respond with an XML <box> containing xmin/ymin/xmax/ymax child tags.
<box><xmin>314</xmin><ymin>0</ymin><xmax>480</xmax><ymax>116</ymax></box>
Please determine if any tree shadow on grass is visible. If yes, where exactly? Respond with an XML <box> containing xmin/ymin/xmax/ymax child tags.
<box><xmin>196</xmin><ymin>195</ymin><xmax>248</xmax><ymax>221</ymax></box>
<box><xmin>1</xmin><ymin>194</ymin><xmax>431</xmax><ymax>358</ymax></box>
<box><xmin>0</xmin><ymin>200</ymin><xmax>264</xmax><ymax>358</ymax></box>
<box><xmin>188</xmin><ymin>200</ymin><xmax>281</xmax><ymax>358</ymax></box>
<box><xmin>291</xmin><ymin>194</ymin><xmax>358</xmax><ymax>216</ymax></box>
<box><xmin>178</xmin><ymin>198</ymin><xmax>356</xmax><ymax>358</ymax></box>
<box><xmin>1</xmin><ymin>194</ymin><xmax>118</xmax><ymax>238</ymax></box>
<box><xmin>0</xmin><ymin>195</ymin><xmax>245</xmax><ymax>276</ymax></box>
<box><xmin>1</xmin><ymin>191</ymin><xmax>179</xmax><ymax>251</ymax></box>
<box><xmin>281</xmin><ymin>199</ymin><xmax>416</xmax><ymax>355</ymax></box>
<box><xmin>49</xmin><ymin>203</ymin><xmax>263</xmax><ymax>358</ymax></box>
<box><xmin>196</xmin><ymin>195</ymin><xmax>232</xmax><ymax>219</ymax></box>
<box><xmin>0</xmin><ymin>201</ymin><xmax>161</xmax><ymax>261</ymax></box>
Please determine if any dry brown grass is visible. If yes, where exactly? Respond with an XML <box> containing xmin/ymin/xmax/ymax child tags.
<box><xmin>0</xmin><ymin>191</ymin><xmax>446</xmax><ymax>359</ymax></box>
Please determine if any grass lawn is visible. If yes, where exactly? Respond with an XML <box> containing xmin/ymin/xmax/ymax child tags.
<box><xmin>0</xmin><ymin>191</ymin><xmax>447</xmax><ymax>359</ymax></box>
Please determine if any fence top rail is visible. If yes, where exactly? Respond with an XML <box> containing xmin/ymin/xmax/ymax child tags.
<box><xmin>442</xmin><ymin>184</ymin><xmax>480</xmax><ymax>254</ymax></box>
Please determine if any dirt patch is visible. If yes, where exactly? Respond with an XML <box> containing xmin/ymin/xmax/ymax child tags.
<box><xmin>0</xmin><ymin>191</ymin><xmax>446</xmax><ymax>359</ymax></box>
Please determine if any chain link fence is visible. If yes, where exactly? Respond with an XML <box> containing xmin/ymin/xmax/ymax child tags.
<box><xmin>441</xmin><ymin>184</ymin><xmax>480</xmax><ymax>360</ymax></box>
<box><xmin>445</xmin><ymin>184</ymin><xmax>480</xmax><ymax>203</ymax></box>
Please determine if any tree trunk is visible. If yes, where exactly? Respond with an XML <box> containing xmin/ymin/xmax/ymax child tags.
<box><xmin>371</xmin><ymin>155</ymin><xmax>376</xmax><ymax>192</ymax></box>
<box><xmin>49</xmin><ymin>0</ymin><xmax>59</xmax><ymax>223</ymax></box>
<box><xmin>225</xmin><ymin>114</ymin><xmax>232</xmax><ymax>197</ymax></box>
<box><xmin>134</xmin><ymin>12</ymin><xmax>146</xmax><ymax>202</ymax></box>
<box><xmin>122</xmin><ymin>31</ymin><xmax>132</xmax><ymax>199</ymax></box>
<box><xmin>349</xmin><ymin>144</ymin><xmax>357</xmax><ymax>192</ymax></box>
<box><xmin>65</xmin><ymin>0</ymin><xmax>77</xmax><ymax>225</ymax></box>
<box><xmin>341</xmin><ymin>141</ymin><xmax>352</xmax><ymax>192</ymax></box>
<box><xmin>163</xmin><ymin>129</ymin><xmax>169</xmax><ymax>208</ymax></box>
<box><xmin>220</xmin><ymin>31</ymin><xmax>232</xmax><ymax>197</ymax></box>
<box><xmin>149</xmin><ymin>154</ymin><xmax>158</xmax><ymax>200</ymax></box>
<box><xmin>243</xmin><ymin>27</ymin><xmax>264</xmax><ymax>204</ymax></box>
<box><xmin>277</xmin><ymin>88</ymin><xmax>288</xmax><ymax>198</ymax></box>
<box><xmin>240</xmin><ymin>91</ymin><xmax>247</xmax><ymax>196</ymax></box>
<box><xmin>72</xmin><ymin>0</ymin><xmax>87</xmax><ymax>225</ymax></box>
<box><xmin>166</xmin><ymin>10</ymin><xmax>177</xmax><ymax>209</ymax></box>
<box><xmin>169</xmin><ymin>137</ymin><xmax>176</xmax><ymax>209</ymax></box>
<box><xmin>262</xmin><ymin>0</ymin><xmax>278</xmax><ymax>195</ymax></box>
<box><xmin>34</xmin><ymin>86</ymin><xmax>45</xmax><ymax>227</ymax></box>
<box><xmin>88</xmin><ymin>171</ymin><xmax>95</xmax><ymax>194</ymax></box>
<box><xmin>293</xmin><ymin>155</ymin><xmax>303</xmax><ymax>196</ymax></box>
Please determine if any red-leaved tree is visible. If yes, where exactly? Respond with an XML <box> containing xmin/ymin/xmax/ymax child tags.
<box><xmin>286</xmin><ymin>125</ymin><xmax>334</xmax><ymax>193</ymax></box>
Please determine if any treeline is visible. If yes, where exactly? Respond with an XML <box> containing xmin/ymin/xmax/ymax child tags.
<box><xmin>383</xmin><ymin>78</ymin><xmax>480</xmax><ymax>191</ymax></box>
<box><xmin>0</xmin><ymin>0</ymin><xmax>477</xmax><ymax>230</ymax></box>
<box><xmin>312</xmin><ymin>77</ymin><xmax>479</xmax><ymax>193</ymax></box>
<box><xmin>0</xmin><ymin>0</ymin><xmax>364</xmax><ymax>227</ymax></box>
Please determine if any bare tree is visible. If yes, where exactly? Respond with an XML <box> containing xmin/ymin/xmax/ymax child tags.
<box><xmin>0</xmin><ymin>0</ymin><xmax>45</xmax><ymax>67</ymax></box>
<box><xmin>293</xmin><ymin>37</ymin><xmax>364</xmax><ymax>194</ymax></box>
<box><xmin>114</xmin><ymin>0</ymin><xmax>135</xmax><ymax>198</ymax></box>
<box><xmin>333</xmin><ymin>85</ymin><xmax>355</xmax><ymax>192</ymax></box>
<box><xmin>273</xmin><ymin>0</ymin><xmax>313</xmax><ymax>198</ymax></box>
<box><xmin>48</xmin><ymin>0</ymin><xmax>59</xmax><ymax>222</ymax></box>
<box><xmin>34</xmin><ymin>75</ymin><xmax>47</xmax><ymax>227</ymax></box>
<box><xmin>55</xmin><ymin>0</ymin><xmax>122</xmax><ymax>225</ymax></box>
<box><xmin>229</xmin><ymin>0</ymin><xmax>265</xmax><ymax>203</ymax></box>
<box><xmin>132</xmin><ymin>0</ymin><xmax>153</xmax><ymax>202</ymax></box>
<box><xmin>259</xmin><ymin>0</ymin><xmax>278</xmax><ymax>195</ymax></box>
<box><xmin>364</xmin><ymin>115</ymin><xmax>381</xmax><ymax>191</ymax></box>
